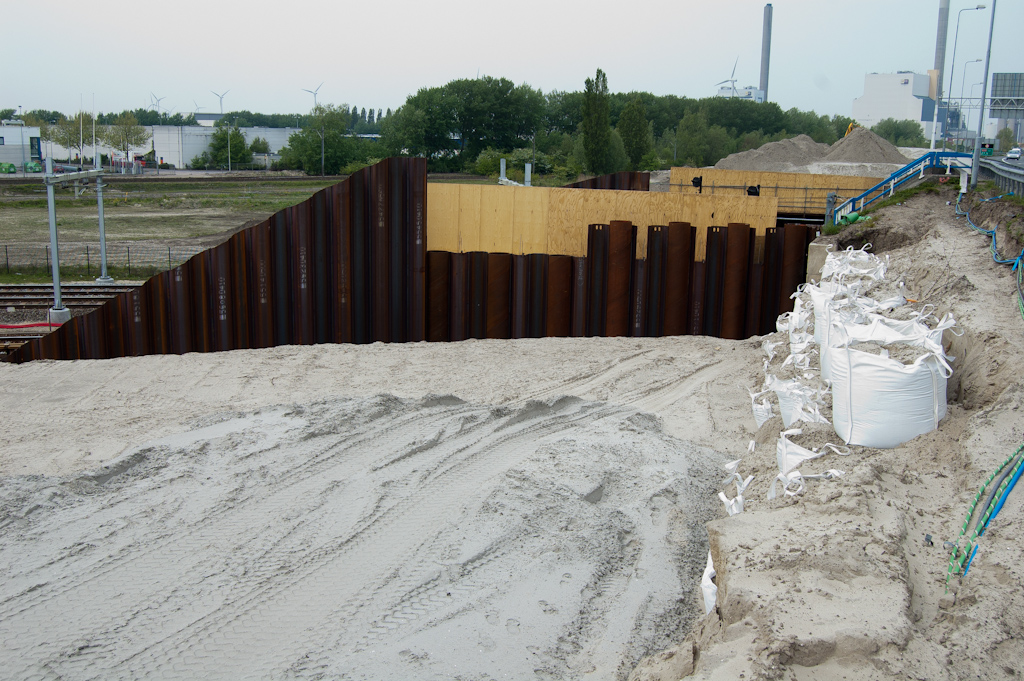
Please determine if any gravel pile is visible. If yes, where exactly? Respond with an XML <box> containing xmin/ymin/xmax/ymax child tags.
<box><xmin>713</xmin><ymin>128</ymin><xmax>914</xmax><ymax>176</ymax></box>
<box><xmin>823</xmin><ymin>127</ymin><xmax>911</xmax><ymax>164</ymax></box>
<box><xmin>714</xmin><ymin>134</ymin><xmax>830</xmax><ymax>172</ymax></box>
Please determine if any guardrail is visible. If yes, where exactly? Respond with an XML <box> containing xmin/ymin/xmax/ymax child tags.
<box><xmin>980</xmin><ymin>158</ymin><xmax>1024</xmax><ymax>196</ymax></box>
<box><xmin>829</xmin><ymin>151</ymin><xmax>973</xmax><ymax>224</ymax></box>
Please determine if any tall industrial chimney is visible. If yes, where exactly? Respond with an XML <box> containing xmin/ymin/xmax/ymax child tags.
<box><xmin>933</xmin><ymin>0</ymin><xmax>950</xmax><ymax>98</ymax></box>
<box><xmin>760</xmin><ymin>4</ymin><xmax>773</xmax><ymax>101</ymax></box>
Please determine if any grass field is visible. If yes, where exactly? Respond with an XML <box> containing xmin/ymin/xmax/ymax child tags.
<box><xmin>0</xmin><ymin>172</ymin><xmax>494</xmax><ymax>284</ymax></box>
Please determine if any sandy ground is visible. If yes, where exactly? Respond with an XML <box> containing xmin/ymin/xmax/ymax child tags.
<box><xmin>1</xmin><ymin>186</ymin><xmax>1023</xmax><ymax>680</ymax></box>
<box><xmin>0</xmin><ymin>334</ymin><xmax>757</xmax><ymax>680</ymax></box>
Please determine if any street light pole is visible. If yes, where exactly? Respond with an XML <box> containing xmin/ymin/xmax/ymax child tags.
<box><xmin>970</xmin><ymin>0</ymin><xmax>997</xmax><ymax>190</ymax></box>
<box><xmin>959</xmin><ymin>59</ymin><xmax>983</xmax><ymax>150</ymax></box>
<box><xmin>17</xmin><ymin>106</ymin><xmax>26</xmax><ymax>178</ymax></box>
<box><xmin>944</xmin><ymin>4</ymin><xmax>986</xmax><ymax>151</ymax></box>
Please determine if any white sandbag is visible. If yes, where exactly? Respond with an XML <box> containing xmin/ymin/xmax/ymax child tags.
<box><xmin>775</xmin><ymin>428</ymin><xmax>849</xmax><ymax>475</ymax></box>
<box><xmin>768</xmin><ymin>468</ymin><xmax>845</xmax><ymax>500</ymax></box>
<box><xmin>767</xmin><ymin>376</ymin><xmax>829</xmax><ymax>427</ymax></box>
<box><xmin>830</xmin><ymin>343</ymin><xmax>952</xmax><ymax>448</ymax></box>
<box><xmin>820</xmin><ymin>245</ymin><xmax>887</xmax><ymax>282</ymax></box>
<box><xmin>805</xmin><ymin>281</ymin><xmax>850</xmax><ymax>345</ymax></box>
<box><xmin>719</xmin><ymin>455</ymin><xmax>754</xmax><ymax>516</ymax></box>
<box><xmin>749</xmin><ymin>387</ymin><xmax>774</xmax><ymax>428</ymax></box>
<box><xmin>701</xmin><ymin>551</ymin><xmax>717</xmax><ymax>615</ymax></box>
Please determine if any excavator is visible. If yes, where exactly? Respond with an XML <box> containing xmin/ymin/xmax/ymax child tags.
<box><xmin>845</xmin><ymin>121</ymin><xmax>860</xmax><ymax>137</ymax></box>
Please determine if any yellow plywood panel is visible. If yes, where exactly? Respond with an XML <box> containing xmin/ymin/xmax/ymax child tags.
<box><xmin>546</xmin><ymin>188</ymin><xmax>588</xmax><ymax>256</ymax></box>
<box><xmin>458</xmin><ymin>185</ymin><xmax>483</xmax><ymax>252</ymax></box>
<box><xmin>478</xmin><ymin>186</ymin><xmax>515</xmax><ymax>253</ymax></box>
<box><xmin>427</xmin><ymin>183</ymin><xmax>777</xmax><ymax>259</ymax></box>
<box><xmin>512</xmin><ymin>187</ymin><xmax>549</xmax><ymax>254</ymax></box>
<box><xmin>426</xmin><ymin>184</ymin><xmax>462</xmax><ymax>252</ymax></box>
<box><xmin>669</xmin><ymin>167</ymin><xmax>880</xmax><ymax>214</ymax></box>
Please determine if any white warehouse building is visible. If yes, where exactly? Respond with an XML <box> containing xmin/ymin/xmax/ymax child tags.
<box><xmin>37</xmin><ymin>125</ymin><xmax>301</xmax><ymax>169</ymax></box>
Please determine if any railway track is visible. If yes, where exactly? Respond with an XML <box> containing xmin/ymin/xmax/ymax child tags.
<box><xmin>0</xmin><ymin>284</ymin><xmax>137</xmax><ymax>310</ymax></box>
<box><xmin>0</xmin><ymin>336</ymin><xmax>40</xmax><ymax>354</ymax></box>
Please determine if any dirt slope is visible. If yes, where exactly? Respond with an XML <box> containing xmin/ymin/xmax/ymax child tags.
<box><xmin>632</xmin><ymin>186</ymin><xmax>1024</xmax><ymax>681</ymax></box>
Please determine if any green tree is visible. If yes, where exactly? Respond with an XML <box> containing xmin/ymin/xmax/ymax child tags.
<box><xmin>379</xmin><ymin>88</ymin><xmax>457</xmax><ymax>166</ymax></box>
<box><xmin>705</xmin><ymin>124</ymin><xmax>734</xmax><ymax>165</ymax></box>
<box><xmin>47</xmin><ymin>112</ymin><xmax>96</xmax><ymax>161</ymax></box>
<box><xmin>444</xmin><ymin>76</ymin><xmax>544</xmax><ymax>163</ymax></box>
<box><xmin>582</xmin><ymin>68</ymin><xmax>611</xmax><ymax>174</ymax></box>
<box><xmin>209</xmin><ymin>126</ymin><xmax>252</xmax><ymax>167</ymax></box>
<box><xmin>544</xmin><ymin>91</ymin><xmax>585</xmax><ymax>134</ymax></box>
<box><xmin>676</xmin><ymin>110</ymin><xmax>710</xmax><ymax>166</ymax></box>
<box><xmin>102</xmin><ymin>113</ymin><xmax>151</xmax><ymax>163</ymax></box>
<box><xmin>871</xmin><ymin>118</ymin><xmax>926</xmax><ymax>147</ymax></box>
<box><xmin>830</xmin><ymin>114</ymin><xmax>856</xmax><ymax>141</ymax></box>
<box><xmin>0</xmin><ymin>108</ymin><xmax>15</xmax><ymax>120</ymax></box>
<box><xmin>996</xmin><ymin>126</ymin><xmax>1016</xmax><ymax>150</ymax></box>
<box><xmin>280</xmin><ymin>104</ymin><xmax>353</xmax><ymax>175</ymax></box>
<box><xmin>617</xmin><ymin>96</ymin><xmax>652</xmax><ymax>170</ymax></box>
<box><xmin>249</xmin><ymin>136</ymin><xmax>270</xmax><ymax>154</ymax></box>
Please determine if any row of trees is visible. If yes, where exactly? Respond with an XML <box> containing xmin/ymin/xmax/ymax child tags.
<box><xmin>370</xmin><ymin>70</ymin><xmax>867</xmax><ymax>178</ymax></box>
<box><xmin>6</xmin><ymin>71</ymin><xmax>949</xmax><ymax>177</ymax></box>
<box><xmin>268</xmin><ymin>68</ymin><xmax>938</xmax><ymax>177</ymax></box>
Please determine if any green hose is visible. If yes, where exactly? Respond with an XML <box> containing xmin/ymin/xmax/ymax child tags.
<box><xmin>947</xmin><ymin>443</ymin><xmax>1024</xmax><ymax>586</ymax></box>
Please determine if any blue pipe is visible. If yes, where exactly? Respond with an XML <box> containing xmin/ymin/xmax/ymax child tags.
<box><xmin>988</xmin><ymin>457</ymin><xmax>1024</xmax><ymax>525</ymax></box>
<box><xmin>963</xmin><ymin>544</ymin><xmax>980</xmax><ymax>577</ymax></box>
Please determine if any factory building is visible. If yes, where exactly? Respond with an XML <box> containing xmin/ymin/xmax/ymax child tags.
<box><xmin>852</xmin><ymin>71</ymin><xmax>943</xmax><ymax>139</ymax></box>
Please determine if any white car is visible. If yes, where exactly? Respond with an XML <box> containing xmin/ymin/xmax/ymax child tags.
<box><xmin>1007</xmin><ymin>147</ymin><xmax>1022</xmax><ymax>160</ymax></box>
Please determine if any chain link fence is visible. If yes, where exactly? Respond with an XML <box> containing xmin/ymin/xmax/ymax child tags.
<box><xmin>2</xmin><ymin>242</ymin><xmax>208</xmax><ymax>278</ymax></box>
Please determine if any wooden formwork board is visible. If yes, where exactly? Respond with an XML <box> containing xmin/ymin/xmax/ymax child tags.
<box><xmin>427</xmin><ymin>184</ymin><xmax>778</xmax><ymax>260</ymax></box>
<box><xmin>668</xmin><ymin>167</ymin><xmax>883</xmax><ymax>214</ymax></box>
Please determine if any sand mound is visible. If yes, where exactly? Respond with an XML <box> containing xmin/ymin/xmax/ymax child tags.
<box><xmin>823</xmin><ymin>126</ymin><xmax>911</xmax><ymax>164</ymax></box>
<box><xmin>713</xmin><ymin>128</ymin><xmax>912</xmax><ymax>176</ymax></box>
<box><xmin>714</xmin><ymin>134</ymin><xmax>830</xmax><ymax>172</ymax></box>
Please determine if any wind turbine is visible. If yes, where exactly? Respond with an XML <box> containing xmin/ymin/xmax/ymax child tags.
<box><xmin>151</xmin><ymin>93</ymin><xmax>166</xmax><ymax>122</ymax></box>
<box><xmin>302</xmin><ymin>83</ymin><xmax>325</xmax><ymax>177</ymax></box>
<box><xmin>715</xmin><ymin>58</ymin><xmax>740</xmax><ymax>97</ymax></box>
<box><xmin>211</xmin><ymin>89</ymin><xmax>230</xmax><ymax>115</ymax></box>
<box><xmin>302</xmin><ymin>82</ymin><xmax>323</xmax><ymax>109</ymax></box>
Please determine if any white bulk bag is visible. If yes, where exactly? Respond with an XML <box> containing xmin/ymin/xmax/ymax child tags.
<box><xmin>820</xmin><ymin>245</ymin><xmax>887</xmax><ymax>282</ymax></box>
<box><xmin>823</xmin><ymin>312</ymin><xmax>956</xmax><ymax>385</ymax></box>
<box><xmin>767</xmin><ymin>375</ymin><xmax>829</xmax><ymax>427</ymax></box>
<box><xmin>830</xmin><ymin>343</ymin><xmax>952</xmax><ymax>448</ymax></box>
<box><xmin>805</xmin><ymin>281</ymin><xmax>850</xmax><ymax>345</ymax></box>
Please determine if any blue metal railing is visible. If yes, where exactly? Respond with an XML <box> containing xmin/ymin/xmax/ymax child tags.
<box><xmin>829</xmin><ymin>151</ymin><xmax>973</xmax><ymax>224</ymax></box>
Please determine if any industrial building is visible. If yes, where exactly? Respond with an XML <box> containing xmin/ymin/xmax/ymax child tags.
<box><xmin>0</xmin><ymin>121</ymin><xmax>42</xmax><ymax>170</ymax></box>
<box><xmin>852</xmin><ymin>71</ymin><xmax>943</xmax><ymax>139</ymax></box>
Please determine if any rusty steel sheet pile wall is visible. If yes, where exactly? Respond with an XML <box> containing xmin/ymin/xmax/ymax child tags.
<box><xmin>8</xmin><ymin>158</ymin><xmax>428</xmax><ymax>363</ymax></box>
<box><xmin>9</xmin><ymin>164</ymin><xmax>815</xmax><ymax>363</ymax></box>
<box><xmin>563</xmin><ymin>171</ymin><xmax>651</xmax><ymax>191</ymax></box>
<box><xmin>424</xmin><ymin>221</ymin><xmax>815</xmax><ymax>344</ymax></box>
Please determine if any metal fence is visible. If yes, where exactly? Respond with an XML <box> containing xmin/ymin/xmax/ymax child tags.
<box><xmin>1</xmin><ymin>242</ymin><xmax>209</xmax><ymax>277</ymax></box>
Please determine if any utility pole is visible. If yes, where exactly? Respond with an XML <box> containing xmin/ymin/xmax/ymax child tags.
<box><xmin>970</xmin><ymin>0</ymin><xmax>996</xmax><ymax>189</ymax></box>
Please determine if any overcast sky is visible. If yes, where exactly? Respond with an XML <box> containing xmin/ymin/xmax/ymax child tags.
<box><xmin>4</xmin><ymin>0</ymin><xmax>1020</xmax><ymax>120</ymax></box>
